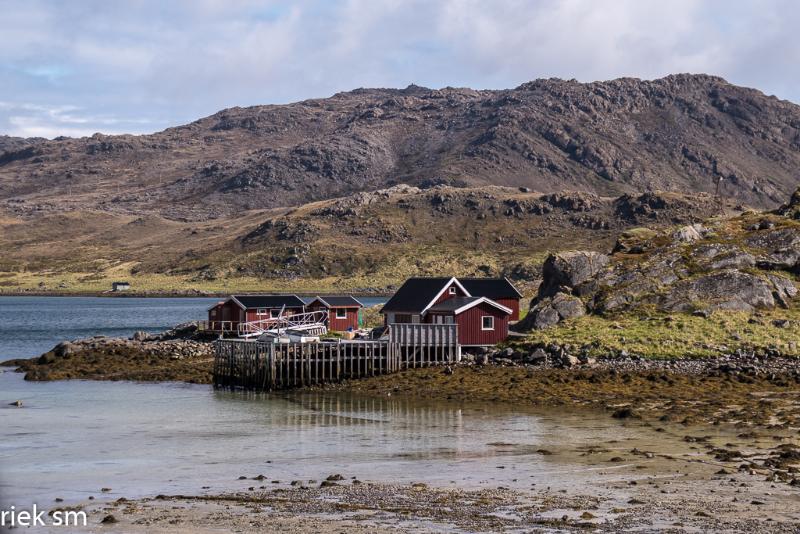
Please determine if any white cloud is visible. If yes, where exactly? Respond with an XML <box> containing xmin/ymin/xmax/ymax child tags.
<box><xmin>1</xmin><ymin>0</ymin><xmax>799</xmax><ymax>138</ymax></box>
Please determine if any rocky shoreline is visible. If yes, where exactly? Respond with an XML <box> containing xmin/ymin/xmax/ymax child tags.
<box><xmin>1</xmin><ymin>323</ymin><xmax>216</xmax><ymax>383</ymax></box>
<box><xmin>475</xmin><ymin>343</ymin><xmax>800</xmax><ymax>377</ymax></box>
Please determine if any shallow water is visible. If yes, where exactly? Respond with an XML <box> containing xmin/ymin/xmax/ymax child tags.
<box><xmin>0</xmin><ymin>369</ymin><xmax>736</xmax><ymax>510</ymax></box>
<box><xmin>0</xmin><ymin>296</ymin><xmax>387</xmax><ymax>359</ymax></box>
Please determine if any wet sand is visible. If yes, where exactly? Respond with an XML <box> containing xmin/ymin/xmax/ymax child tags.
<box><xmin>30</xmin><ymin>412</ymin><xmax>800</xmax><ymax>533</ymax></box>
<box><xmin>38</xmin><ymin>444</ymin><xmax>800</xmax><ymax>533</ymax></box>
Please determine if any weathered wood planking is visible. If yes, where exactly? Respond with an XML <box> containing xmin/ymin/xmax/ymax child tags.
<box><xmin>214</xmin><ymin>324</ymin><xmax>460</xmax><ymax>391</ymax></box>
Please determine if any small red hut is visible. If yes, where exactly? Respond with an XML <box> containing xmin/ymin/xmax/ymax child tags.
<box><xmin>207</xmin><ymin>295</ymin><xmax>306</xmax><ymax>334</ymax></box>
<box><xmin>306</xmin><ymin>296</ymin><xmax>363</xmax><ymax>331</ymax></box>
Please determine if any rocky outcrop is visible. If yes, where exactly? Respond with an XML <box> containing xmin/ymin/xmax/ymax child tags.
<box><xmin>538</xmin><ymin>251</ymin><xmax>610</xmax><ymax>297</ymax></box>
<box><xmin>518</xmin><ymin>190</ymin><xmax>800</xmax><ymax>329</ymax></box>
<box><xmin>777</xmin><ymin>187</ymin><xmax>800</xmax><ymax>219</ymax></box>
<box><xmin>519</xmin><ymin>251</ymin><xmax>609</xmax><ymax>329</ymax></box>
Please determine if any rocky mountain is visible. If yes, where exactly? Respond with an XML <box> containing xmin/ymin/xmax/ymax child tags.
<box><xmin>1</xmin><ymin>74</ymin><xmax>800</xmax><ymax>222</ymax></box>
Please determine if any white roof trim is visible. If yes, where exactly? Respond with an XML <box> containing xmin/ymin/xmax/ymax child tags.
<box><xmin>310</xmin><ymin>296</ymin><xmax>364</xmax><ymax>308</ymax></box>
<box><xmin>451</xmin><ymin>297</ymin><xmax>512</xmax><ymax>316</ymax></box>
<box><xmin>420</xmin><ymin>277</ymin><xmax>471</xmax><ymax>316</ymax></box>
<box><xmin>503</xmin><ymin>277</ymin><xmax>524</xmax><ymax>298</ymax></box>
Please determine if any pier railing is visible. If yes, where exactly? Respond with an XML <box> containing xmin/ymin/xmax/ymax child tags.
<box><xmin>213</xmin><ymin>323</ymin><xmax>459</xmax><ymax>391</ymax></box>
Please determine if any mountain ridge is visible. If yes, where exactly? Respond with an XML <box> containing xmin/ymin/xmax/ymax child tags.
<box><xmin>2</xmin><ymin>74</ymin><xmax>799</xmax><ymax>222</ymax></box>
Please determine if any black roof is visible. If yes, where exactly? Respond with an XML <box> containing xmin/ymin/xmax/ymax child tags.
<box><xmin>311</xmin><ymin>296</ymin><xmax>364</xmax><ymax>308</ymax></box>
<box><xmin>380</xmin><ymin>277</ymin><xmax>452</xmax><ymax>313</ymax></box>
<box><xmin>428</xmin><ymin>296</ymin><xmax>480</xmax><ymax>312</ymax></box>
<box><xmin>232</xmin><ymin>295</ymin><xmax>305</xmax><ymax>309</ymax></box>
<box><xmin>460</xmin><ymin>278</ymin><xmax>523</xmax><ymax>299</ymax></box>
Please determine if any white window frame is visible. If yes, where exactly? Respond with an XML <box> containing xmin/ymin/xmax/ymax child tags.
<box><xmin>335</xmin><ymin>308</ymin><xmax>347</xmax><ymax>319</ymax></box>
<box><xmin>481</xmin><ymin>316</ymin><xmax>494</xmax><ymax>330</ymax></box>
<box><xmin>448</xmin><ymin>286</ymin><xmax>456</xmax><ymax>295</ymax></box>
<box><xmin>256</xmin><ymin>308</ymin><xmax>268</xmax><ymax>316</ymax></box>
<box><xmin>270</xmin><ymin>309</ymin><xmax>281</xmax><ymax>318</ymax></box>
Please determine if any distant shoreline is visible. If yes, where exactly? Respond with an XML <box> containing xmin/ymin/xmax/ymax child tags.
<box><xmin>0</xmin><ymin>291</ymin><xmax>392</xmax><ymax>299</ymax></box>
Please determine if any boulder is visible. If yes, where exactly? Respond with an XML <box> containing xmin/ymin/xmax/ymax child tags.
<box><xmin>525</xmin><ymin>348</ymin><xmax>548</xmax><ymax>365</ymax></box>
<box><xmin>557</xmin><ymin>353</ymin><xmax>580</xmax><ymax>368</ymax></box>
<box><xmin>523</xmin><ymin>292</ymin><xmax>586</xmax><ymax>330</ymax></box>
<box><xmin>550</xmin><ymin>292</ymin><xmax>586</xmax><ymax>321</ymax></box>
<box><xmin>539</xmin><ymin>251</ymin><xmax>610</xmax><ymax>296</ymax></box>
<box><xmin>757</xmin><ymin>249</ymin><xmax>800</xmax><ymax>273</ymax></box>
<box><xmin>704</xmin><ymin>248</ymin><xmax>756</xmax><ymax>271</ymax></box>
<box><xmin>52</xmin><ymin>342</ymin><xmax>77</xmax><ymax>358</ymax></box>
<box><xmin>131</xmin><ymin>331</ymin><xmax>151</xmax><ymax>342</ymax></box>
<box><xmin>673</xmin><ymin>224</ymin><xmax>705</xmax><ymax>243</ymax></box>
<box><xmin>778</xmin><ymin>187</ymin><xmax>800</xmax><ymax>218</ymax></box>
<box><xmin>768</xmin><ymin>274</ymin><xmax>799</xmax><ymax>308</ymax></box>
<box><xmin>530</xmin><ymin>305</ymin><xmax>560</xmax><ymax>329</ymax></box>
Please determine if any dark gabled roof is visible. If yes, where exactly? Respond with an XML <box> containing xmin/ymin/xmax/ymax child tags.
<box><xmin>310</xmin><ymin>295</ymin><xmax>364</xmax><ymax>308</ymax></box>
<box><xmin>459</xmin><ymin>278</ymin><xmax>523</xmax><ymax>299</ymax></box>
<box><xmin>428</xmin><ymin>296</ymin><xmax>481</xmax><ymax>312</ymax></box>
<box><xmin>380</xmin><ymin>277</ymin><xmax>453</xmax><ymax>313</ymax></box>
<box><xmin>231</xmin><ymin>295</ymin><xmax>305</xmax><ymax>309</ymax></box>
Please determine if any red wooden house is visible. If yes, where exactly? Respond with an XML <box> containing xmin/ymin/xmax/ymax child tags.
<box><xmin>207</xmin><ymin>295</ymin><xmax>306</xmax><ymax>333</ymax></box>
<box><xmin>380</xmin><ymin>277</ymin><xmax>521</xmax><ymax>346</ymax></box>
<box><xmin>306</xmin><ymin>296</ymin><xmax>364</xmax><ymax>331</ymax></box>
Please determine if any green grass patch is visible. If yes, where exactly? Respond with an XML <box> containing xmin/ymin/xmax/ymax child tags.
<box><xmin>517</xmin><ymin>307</ymin><xmax>800</xmax><ymax>359</ymax></box>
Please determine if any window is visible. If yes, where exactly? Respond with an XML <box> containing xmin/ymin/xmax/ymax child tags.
<box><xmin>210</xmin><ymin>310</ymin><xmax>217</xmax><ymax>317</ymax></box>
<box><xmin>270</xmin><ymin>309</ymin><xmax>281</xmax><ymax>318</ymax></box>
<box><xmin>335</xmin><ymin>308</ymin><xmax>347</xmax><ymax>319</ymax></box>
<box><xmin>445</xmin><ymin>316</ymin><xmax>454</xmax><ymax>324</ymax></box>
<box><xmin>448</xmin><ymin>286</ymin><xmax>456</xmax><ymax>295</ymax></box>
<box><xmin>481</xmin><ymin>316</ymin><xmax>494</xmax><ymax>330</ymax></box>
<box><xmin>256</xmin><ymin>308</ymin><xmax>268</xmax><ymax>316</ymax></box>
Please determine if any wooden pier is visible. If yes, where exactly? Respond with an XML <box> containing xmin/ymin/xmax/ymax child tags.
<box><xmin>213</xmin><ymin>323</ymin><xmax>460</xmax><ymax>391</ymax></box>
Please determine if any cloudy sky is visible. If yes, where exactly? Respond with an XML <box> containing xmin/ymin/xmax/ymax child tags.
<box><xmin>1</xmin><ymin>0</ymin><xmax>798</xmax><ymax>138</ymax></box>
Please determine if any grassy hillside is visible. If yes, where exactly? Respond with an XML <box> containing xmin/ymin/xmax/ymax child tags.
<box><xmin>0</xmin><ymin>186</ymin><xmax>727</xmax><ymax>295</ymax></box>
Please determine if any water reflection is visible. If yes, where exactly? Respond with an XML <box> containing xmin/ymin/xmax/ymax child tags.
<box><xmin>1</xmin><ymin>370</ymin><xmax>691</xmax><ymax>510</ymax></box>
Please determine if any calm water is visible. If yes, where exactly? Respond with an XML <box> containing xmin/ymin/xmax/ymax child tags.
<box><xmin>0</xmin><ymin>296</ymin><xmax>387</xmax><ymax>359</ymax></box>
<box><xmin>0</xmin><ymin>369</ymin><xmax>690</xmax><ymax>510</ymax></box>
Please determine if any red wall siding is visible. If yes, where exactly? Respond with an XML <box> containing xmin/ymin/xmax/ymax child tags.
<box><xmin>328</xmin><ymin>308</ymin><xmax>360</xmax><ymax>331</ymax></box>
<box><xmin>308</xmin><ymin>305</ymin><xmax>360</xmax><ymax>331</ymax></box>
<box><xmin>495</xmin><ymin>297</ymin><xmax>521</xmax><ymax>321</ymax></box>
<box><xmin>208</xmin><ymin>301</ymin><xmax>246</xmax><ymax>331</ymax></box>
<box><xmin>455</xmin><ymin>302</ymin><xmax>509</xmax><ymax>345</ymax></box>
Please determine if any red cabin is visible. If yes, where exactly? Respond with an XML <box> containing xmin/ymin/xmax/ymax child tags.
<box><xmin>306</xmin><ymin>296</ymin><xmax>364</xmax><ymax>331</ymax></box>
<box><xmin>379</xmin><ymin>277</ymin><xmax>521</xmax><ymax>346</ymax></box>
<box><xmin>207</xmin><ymin>295</ymin><xmax>306</xmax><ymax>334</ymax></box>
